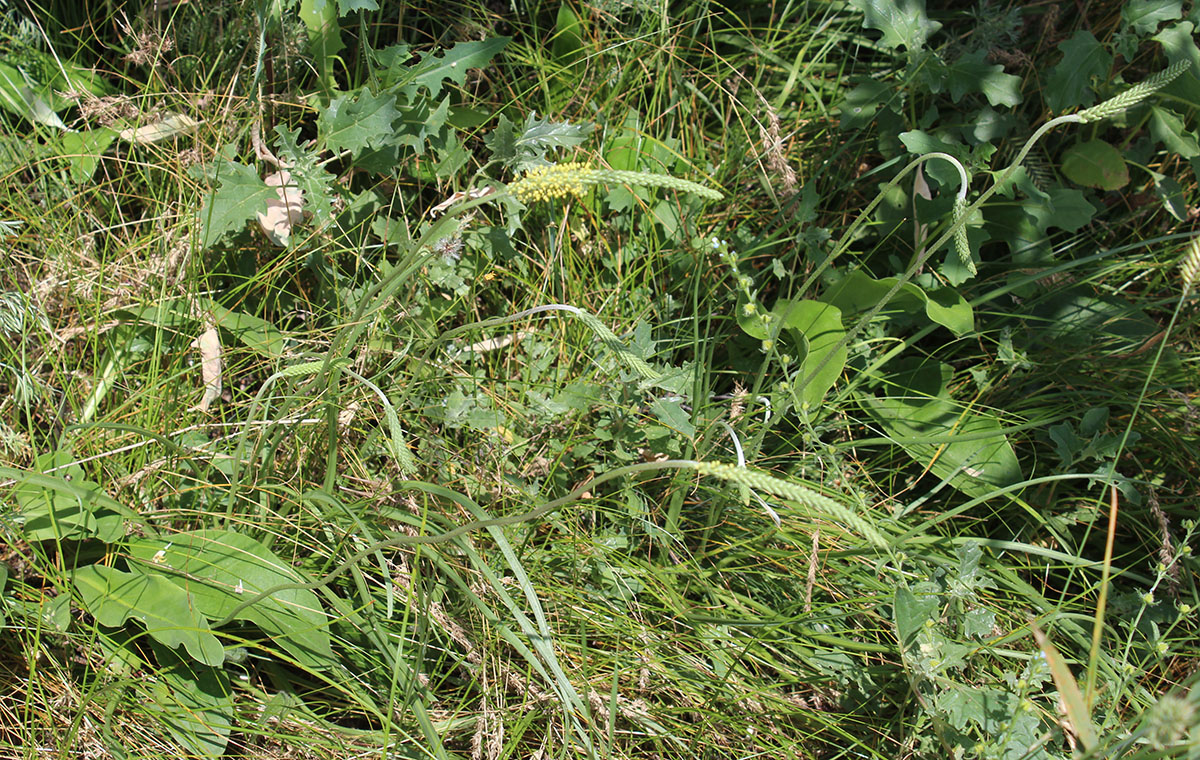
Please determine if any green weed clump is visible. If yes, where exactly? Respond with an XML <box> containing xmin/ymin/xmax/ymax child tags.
<box><xmin>0</xmin><ymin>0</ymin><xmax>1197</xmax><ymax>758</ymax></box>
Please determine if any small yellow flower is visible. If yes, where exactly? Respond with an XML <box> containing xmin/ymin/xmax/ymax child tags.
<box><xmin>507</xmin><ymin>162</ymin><xmax>589</xmax><ymax>203</ymax></box>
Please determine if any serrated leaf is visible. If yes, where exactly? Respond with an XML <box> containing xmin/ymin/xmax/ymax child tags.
<box><xmin>74</xmin><ymin>565</ymin><xmax>225</xmax><ymax>667</ymax></box>
<box><xmin>485</xmin><ymin>113</ymin><xmax>518</xmax><ymax>165</ymax></box>
<box><xmin>491</xmin><ymin>112</ymin><xmax>594</xmax><ymax>171</ymax></box>
<box><xmin>1062</xmin><ymin>139</ymin><xmax>1129</xmax><ymax>190</ymax></box>
<box><xmin>945</xmin><ymin>50</ymin><xmax>1022</xmax><ymax>106</ymax></box>
<box><xmin>393</xmin><ymin>93</ymin><xmax>450</xmax><ymax>153</ymax></box>
<box><xmin>1123</xmin><ymin>0</ymin><xmax>1183</xmax><ymax>34</ymax></box>
<box><xmin>402</xmin><ymin>37</ymin><xmax>510</xmax><ymax>97</ymax></box>
<box><xmin>198</xmin><ymin>161</ymin><xmax>275</xmax><ymax>248</ymax></box>
<box><xmin>939</xmin><ymin>686</ymin><xmax>1017</xmax><ymax>731</ymax></box>
<box><xmin>1149</xmin><ymin>106</ymin><xmax>1200</xmax><ymax>158</ymax></box>
<box><xmin>127</xmin><ymin>530</ymin><xmax>335</xmax><ymax>671</ymax></box>
<box><xmin>320</xmin><ymin>90</ymin><xmax>402</xmax><ymax>156</ymax></box>
<box><xmin>1021</xmin><ymin>187</ymin><xmax>1098</xmax><ymax>232</ymax></box>
<box><xmin>962</xmin><ymin>607</ymin><xmax>997</xmax><ymax>639</ymax></box>
<box><xmin>1046</xmin><ymin>31</ymin><xmax>1112</xmax><ymax>112</ymax></box>
<box><xmin>273</xmin><ymin>125</ymin><xmax>337</xmax><ymax>224</ymax></box>
<box><xmin>370</xmin><ymin>44</ymin><xmax>413</xmax><ymax>89</ymax></box>
<box><xmin>849</xmin><ymin>0</ymin><xmax>941</xmax><ymax>51</ymax></box>
<box><xmin>648</xmin><ymin>398</ymin><xmax>695</xmax><ymax>438</ymax></box>
<box><xmin>894</xmin><ymin>586</ymin><xmax>938</xmax><ymax>647</ymax></box>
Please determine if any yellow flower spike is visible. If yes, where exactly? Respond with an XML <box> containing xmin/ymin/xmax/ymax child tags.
<box><xmin>506</xmin><ymin>162</ymin><xmax>723</xmax><ymax>204</ymax></box>
<box><xmin>507</xmin><ymin>162</ymin><xmax>589</xmax><ymax>203</ymax></box>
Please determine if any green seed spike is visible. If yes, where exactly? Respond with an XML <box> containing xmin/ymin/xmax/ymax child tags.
<box><xmin>694</xmin><ymin>461</ymin><xmax>890</xmax><ymax>549</ymax></box>
<box><xmin>1181</xmin><ymin>237</ymin><xmax>1200</xmax><ymax>294</ymax></box>
<box><xmin>952</xmin><ymin>196</ymin><xmax>975</xmax><ymax>275</ymax></box>
<box><xmin>507</xmin><ymin>162</ymin><xmax>724</xmax><ymax>203</ymax></box>
<box><xmin>1075</xmin><ymin>59</ymin><xmax>1192</xmax><ymax>124</ymax></box>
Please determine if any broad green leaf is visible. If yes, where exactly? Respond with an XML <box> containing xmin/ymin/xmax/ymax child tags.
<box><xmin>849</xmin><ymin>0</ymin><xmax>941</xmax><ymax>51</ymax></box>
<box><xmin>0</xmin><ymin>61</ymin><xmax>66</xmax><ymax>128</ymax></box>
<box><xmin>1149</xmin><ymin>106</ymin><xmax>1200</xmax><ymax>158</ymax></box>
<box><xmin>298</xmin><ymin>0</ymin><xmax>343</xmax><ymax>91</ymax></box>
<box><xmin>945</xmin><ymin>50</ymin><xmax>1021</xmax><ymax>107</ymax></box>
<box><xmin>320</xmin><ymin>90</ymin><xmax>402</xmax><ymax>156</ymax></box>
<box><xmin>1021</xmin><ymin>187</ymin><xmax>1097</xmax><ymax>232</ymax></box>
<box><xmin>6</xmin><ymin>456</ymin><xmax>133</xmax><ymax>543</ymax></box>
<box><xmin>73</xmin><ymin>565</ymin><xmax>224</xmax><ymax>667</ymax></box>
<box><xmin>337</xmin><ymin>0</ymin><xmax>378</xmax><ymax>12</ymax></box>
<box><xmin>840</xmin><ymin>80</ymin><xmax>892</xmax><ymax>130</ymax></box>
<box><xmin>552</xmin><ymin>5</ymin><xmax>585</xmax><ymax>67</ymax></box>
<box><xmin>898</xmin><ymin>129</ymin><xmax>963</xmax><ymax>157</ymax></box>
<box><xmin>148</xmin><ymin>640</ymin><xmax>233</xmax><ymax>758</ymax></box>
<box><xmin>603</xmin><ymin>111</ymin><xmax>642</xmax><ymax>172</ymax></box>
<box><xmin>206</xmin><ymin>301</ymin><xmax>285</xmax><ymax>359</ymax></box>
<box><xmin>821</xmin><ymin>271</ymin><xmax>974</xmax><ymax>336</ymax></box>
<box><xmin>198</xmin><ymin>161</ymin><xmax>274</xmax><ymax>248</ymax></box>
<box><xmin>550</xmin><ymin>6</ymin><xmax>586</xmax><ymax>108</ymax></box>
<box><xmin>1150</xmin><ymin>170</ymin><xmax>1188</xmax><ymax>221</ymax></box>
<box><xmin>783</xmin><ymin>301</ymin><xmax>847</xmax><ymax>409</ymax></box>
<box><xmin>1123</xmin><ymin>0</ymin><xmax>1183</xmax><ymax>34</ymax></box>
<box><xmin>1025</xmin><ymin>289</ymin><xmax>1159</xmax><ymax>353</ymax></box>
<box><xmin>127</xmin><ymin>530</ymin><xmax>335</xmax><ymax>670</ymax></box>
<box><xmin>860</xmin><ymin>358</ymin><xmax>1022</xmax><ymax>499</ymax></box>
<box><xmin>56</xmin><ymin>128</ymin><xmax>116</xmax><ymax>183</ymax></box>
<box><xmin>1153</xmin><ymin>23</ymin><xmax>1200</xmax><ymax>105</ymax></box>
<box><xmin>986</xmin><ymin>206</ymin><xmax>1051</xmax><ymax>263</ymax></box>
<box><xmin>0</xmin><ymin>50</ymin><xmax>108</xmax><ymax>128</ymax></box>
<box><xmin>893</xmin><ymin>586</ymin><xmax>938</xmax><ymax>647</ymax></box>
<box><xmin>1062</xmin><ymin>139</ymin><xmax>1129</xmax><ymax>190</ymax></box>
<box><xmin>1046</xmin><ymin>31</ymin><xmax>1112</xmax><ymax>112</ymax></box>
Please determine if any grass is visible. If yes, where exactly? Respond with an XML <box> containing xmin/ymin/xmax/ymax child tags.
<box><xmin>0</xmin><ymin>0</ymin><xmax>1198</xmax><ymax>758</ymax></box>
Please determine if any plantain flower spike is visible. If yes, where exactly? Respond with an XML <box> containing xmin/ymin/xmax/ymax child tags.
<box><xmin>1181</xmin><ymin>236</ymin><xmax>1200</xmax><ymax>295</ymax></box>
<box><xmin>1076</xmin><ymin>59</ymin><xmax>1192</xmax><ymax>123</ymax></box>
<box><xmin>507</xmin><ymin>162</ymin><xmax>724</xmax><ymax>203</ymax></box>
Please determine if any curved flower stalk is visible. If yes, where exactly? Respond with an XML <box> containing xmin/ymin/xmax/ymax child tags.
<box><xmin>506</xmin><ymin>161</ymin><xmax>724</xmax><ymax>203</ymax></box>
<box><xmin>786</xmin><ymin>61</ymin><xmax>1195</xmax><ymax>402</ymax></box>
